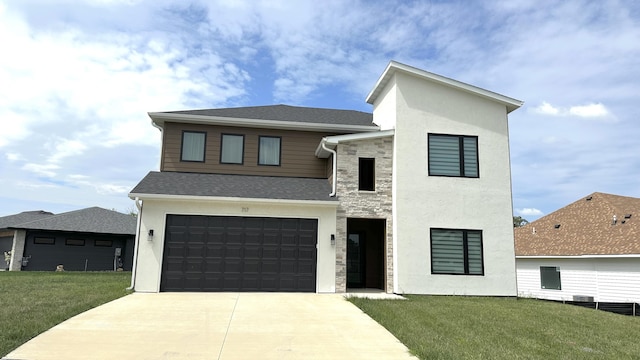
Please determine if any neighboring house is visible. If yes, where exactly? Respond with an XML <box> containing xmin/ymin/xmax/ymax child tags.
<box><xmin>515</xmin><ymin>192</ymin><xmax>640</xmax><ymax>303</ymax></box>
<box><xmin>129</xmin><ymin>61</ymin><xmax>523</xmax><ymax>294</ymax></box>
<box><xmin>0</xmin><ymin>207</ymin><xmax>136</xmax><ymax>271</ymax></box>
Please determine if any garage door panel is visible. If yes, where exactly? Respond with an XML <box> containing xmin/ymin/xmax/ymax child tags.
<box><xmin>281</xmin><ymin>219</ymin><xmax>298</xmax><ymax>230</ymax></box>
<box><xmin>226</xmin><ymin>232</ymin><xmax>243</xmax><ymax>244</ymax></box>
<box><xmin>263</xmin><ymin>233</ymin><xmax>279</xmax><ymax>245</ymax></box>
<box><xmin>165</xmin><ymin>259</ymin><xmax>185</xmax><ymax>272</ymax></box>
<box><xmin>244</xmin><ymin>246</ymin><xmax>261</xmax><ymax>259</ymax></box>
<box><xmin>166</xmin><ymin>245</ymin><xmax>186</xmax><ymax>257</ymax></box>
<box><xmin>225</xmin><ymin>246</ymin><xmax>243</xmax><ymax>258</ymax></box>
<box><xmin>262</xmin><ymin>260</ymin><xmax>279</xmax><ymax>274</ymax></box>
<box><xmin>299</xmin><ymin>219</ymin><xmax>317</xmax><ymax>231</ymax></box>
<box><xmin>244</xmin><ymin>231</ymin><xmax>261</xmax><ymax>243</ymax></box>
<box><xmin>281</xmin><ymin>234</ymin><xmax>297</xmax><ymax>245</ymax></box>
<box><xmin>224</xmin><ymin>260</ymin><xmax>242</xmax><ymax>273</ymax></box>
<box><xmin>262</xmin><ymin>247</ymin><xmax>279</xmax><ymax>259</ymax></box>
<box><xmin>280</xmin><ymin>260</ymin><xmax>297</xmax><ymax>274</ymax></box>
<box><xmin>243</xmin><ymin>259</ymin><xmax>260</xmax><ymax>273</ymax></box>
<box><xmin>204</xmin><ymin>259</ymin><xmax>223</xmax><ymax>273</ymax></box>
<box><xmin>206</xmin><ymin>244</ymin><xmax>224</xmax><ymax>257</ymax></box>
<box><xmin>161</xmin><ymin>215</ymin><xmax>317</xmax><ymax>292</ymax></box>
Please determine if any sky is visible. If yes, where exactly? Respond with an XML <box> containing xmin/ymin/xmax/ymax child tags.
<box><xmin>1</xmin><ymin>0</ymin><xmax>639</xmax><ymax>221</ymax></box>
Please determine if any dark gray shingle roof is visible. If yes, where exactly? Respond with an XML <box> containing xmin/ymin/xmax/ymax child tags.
<box><xmin>9</xmin><ymin>207</ymin><xmax>136</xmax><ymax>235</ymax></box>
<box><xmin>165</xmin><ymin>104</ymin><xmax>374</xmax><ymax>127</ymax></box>
<box><xmin>130</xmin><ymin>171</ymin><xmax>337</xmax><ymax>202</ymax></box>
<box><xmin>0</xmin><ymin>210</ymin><xmax>54</xmax><ymax>230</ymax></box>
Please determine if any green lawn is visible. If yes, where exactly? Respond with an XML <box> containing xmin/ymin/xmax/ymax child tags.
<box><xmin>348</xmin><ymin>295</ymin><xmax>640</xmax><ymax>360</ymax></box>
<box><xmin>0</xmin><ymin>271</ymin><xmax>131</xmax><ymax>357</ymax></box>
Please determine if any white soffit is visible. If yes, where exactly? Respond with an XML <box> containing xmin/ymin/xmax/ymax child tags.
<box><xmin>366</xmin><ymin>61</ymin><xmax>524</xmax><ymax>113</ymax></box>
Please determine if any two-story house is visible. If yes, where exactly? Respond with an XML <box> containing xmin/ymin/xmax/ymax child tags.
<box><xmin>129</xmin><ymin>61</ymin><xmax>523</xmax><ymax>295</ymax></box>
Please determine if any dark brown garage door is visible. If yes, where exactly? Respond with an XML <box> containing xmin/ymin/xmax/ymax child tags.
<box><xmin>160</xmin><ymin>215</ymin><xmax>317</xmax><ymax>292</ymax></box>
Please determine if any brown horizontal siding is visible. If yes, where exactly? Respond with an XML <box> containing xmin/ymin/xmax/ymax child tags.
<box><xmin>161</xmin><ymin>122</ymin><xmax>332</xmax><ymax>178</ymax></box>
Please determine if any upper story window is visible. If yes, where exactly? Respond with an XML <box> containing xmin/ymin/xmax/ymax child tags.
<box><xmin>258</xmin><ymin>136</ymin><xmax>281</xmax><ymax>166</ymax></box>
<box><xmin>181</xmin><ymin>131</ymin><xmax>206</xmax><ymax>162</ymax></box>
<box><xmin>431</xmin><ymin>228</ymin><xmax>483</xmax><ymax>275</ymax></box>
<box><xmin>220</xmin><ymin>134</ymin><xmax>244</xmax><ymax>164</ymax></box>
<box><xmin>358</xmin><ymin>158</ymin><xmax>375</xmax><ymax>191</ymax></box>
<box><xmin>428</xmin><ymin>134</ymin><xmax>478</xmax><ymax>178</ymax></box>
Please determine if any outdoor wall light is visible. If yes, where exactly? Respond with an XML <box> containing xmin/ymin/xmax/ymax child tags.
<box><xmin>330</xmin><ymin>234</ymin><xmax>335</xmax><ymax>245</ymax></box>
<box><xmin>148</xmin><ymin>229</ymin><xmax>154</xmax><ymax>241</ymax></box>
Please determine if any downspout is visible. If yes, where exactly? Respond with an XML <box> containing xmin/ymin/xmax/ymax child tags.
<box><xmin>127</xmin><ymin>197</ymin><xmax>143</xmax><ymax>291</ymax></box>
<box><xmin>321</xmin><ymin>142</ymin><xmax>337</xmax><ymax>197</ymax></box>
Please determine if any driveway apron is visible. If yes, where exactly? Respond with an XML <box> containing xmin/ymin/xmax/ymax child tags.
<box><xmin>3</xmin><ymin>293</ymin><xmax>416</xmax><ymax>360</ymax></box>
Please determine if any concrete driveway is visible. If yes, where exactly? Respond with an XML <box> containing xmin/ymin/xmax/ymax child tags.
<box><xmin>4</xmin><ymin>293</ymin><xmax>416</xmax><ymax>360</ymax></box>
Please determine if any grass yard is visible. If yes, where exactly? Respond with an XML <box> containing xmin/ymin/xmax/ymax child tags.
<box><xmin>0</xmin><ymin>271</ymin><xmax>131</xmax><ymax>357</ymax></box>
<box><xmin>348</xmin><ymin>295</ymin><xmax>640</xmax><ymax>360</ymax></box>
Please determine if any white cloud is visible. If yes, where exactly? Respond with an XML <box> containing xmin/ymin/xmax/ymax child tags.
<box><xmin>48</xmin><ymin>139</ymin><xmax>88</xmax><ymax>163</ymax></box>
<box><xmin>516</xmin><ymin>208</ymin><xmax>544</xmax><ymax>216</ymax></box>
<box><xmin>95</xmin><ymin>184</ymin><xmax>131</xmax><ymax>194</ymax></box>
<box><xmin>6</xmin><ymin>153</ymin><xmax>22</xmax><ymax>161</ymax></box>
<box><xmin>569</xmin><ymin>103</ymin><xmax>609</xmax><ymax>118</ymax></box>
<box><xmin>533</xmin><ymin>101</ymin><xmax>560</xmax><ymax>115</ymax></box>
<box><xmin>530</xmin><ymin>101</ymin><xmax>612</xmax><ymax>120</ymax></box>
<box><xmin>22</xmin><ymin>163</ymin><xmax>60</xmax><ymax>177</ymax></box>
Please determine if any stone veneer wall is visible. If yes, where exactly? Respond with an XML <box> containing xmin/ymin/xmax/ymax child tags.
<box><xmin>335</xmin><ymin>136</ymin><xmax>394</xmax><ymax>293</ymax></box>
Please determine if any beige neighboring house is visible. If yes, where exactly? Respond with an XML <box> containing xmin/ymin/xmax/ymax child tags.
<box><xmin>515</xmin><ymin>192</ymin><xmax>640</xmax><ymax>303</ymax></box>
<box><xmin>129</xmin><ymin>61</ymin><xmax>523</xmax><ymax>295</ymax></box>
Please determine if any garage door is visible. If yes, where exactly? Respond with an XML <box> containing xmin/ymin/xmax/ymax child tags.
<box><xmin>160</xmin><ymin>215</ymin><xmax>317</xmax><ymax>292</ymax></box>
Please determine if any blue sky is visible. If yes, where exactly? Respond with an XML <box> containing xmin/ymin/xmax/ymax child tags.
<box><xmin>1</xmin><ymin>0</ymin><xmax>639</xmax><ymax>220</ymax></box>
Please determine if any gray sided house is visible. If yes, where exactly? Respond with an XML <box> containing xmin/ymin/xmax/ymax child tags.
<box><xmin>1</xmin><ymin>207</ymin><xmax>135</xmax><ymax>271</ymax></box>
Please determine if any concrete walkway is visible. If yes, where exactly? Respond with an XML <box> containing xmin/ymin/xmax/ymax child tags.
<box><xmin>4</xmin><ymin>293</ymin><xmax>416</xmax><ymax>360</ymax></box>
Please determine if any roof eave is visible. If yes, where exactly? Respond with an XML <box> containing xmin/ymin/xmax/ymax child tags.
<box><xmin>516</xmin><ymin>254</ymin><xmax>640</xmax><ymax>259</ymax></box>
<box><xmin>148</xmin><ymin>112</ymin><xmax>380</xmax><ymax>133</ymax></box>
<box><xmin>128</xmin><ymin>193</ymin><xmax>339</xmax><ymax>206</ymax></box>
<box><xmin>366</xmin><ymin>61</ymin><xmax>524</xmax><ymax>113</ymax></box>
<box><xmin>314</xmin><ymin>129</ymin><xmax>395</xmax><ymax>158</ymax></box>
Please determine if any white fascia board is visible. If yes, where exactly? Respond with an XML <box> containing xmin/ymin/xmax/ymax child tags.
<box><xmin>314</xmin><ymin>129</ymin><xmax>395</xmax><ymax>157</ymax></box>
<box><xmin>148</xmin><ymin>112</ymin><xmax>380</xmax><ymax>133</ymax></box>
<box><xmin>128</xmin><ymin>193</ymin><xmax>339</xmax><ymax>207</ymax></box>
<box><xmin>366</xmin><ymin>61</ymin><xmax>524</xmax><ymax>113</ymax></box>
<box><xmin>516</xmin><ymin>254</ymin><xmax>640</xmax><ymax>259</ymax></box>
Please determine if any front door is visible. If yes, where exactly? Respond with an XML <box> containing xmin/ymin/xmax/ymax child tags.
<box><xmin>346</xmin><ymin>232</ymin><xmax>365</xmax><ymax>288</ymax></box>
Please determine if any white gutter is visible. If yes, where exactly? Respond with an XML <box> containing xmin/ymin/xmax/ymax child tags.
<box><xmin>321</xmin><ymin>141</ymin><xmax>337</xmax><ymax>197</ymax></box>
<box><xmin>127</xmin><ymin>193</ymin><xmax>339</xmax><ymax>206</ymax></box>
<box><xmin>127</xmin><ymin>197</ymin><xmax>143</xmax><ymax>291</ymax></box>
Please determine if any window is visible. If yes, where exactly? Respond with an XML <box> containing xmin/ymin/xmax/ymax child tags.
<box><xmin>220</xmin><ymin>134</ymin><xmax>244</xmax><ymax>164</ymax></box>
<box><xmin>358</xmin><ymin>158</ymin><xmax>375</xmax><ymax>191</ymax></box>
<box><xmin>95</xmin><ymin>240</ymin><xmax>113</xmax><ymax>247</ymax></box>
<box><xmin>65</xmin><ymin>239</ymin><xmax>85</xmax><ymax>246</ymax></box>
<box><xmin>540</xmin><ymin>266</ymin><xmax>562</xmax><ymax>290</ymax></box>
<box><xmin>34</xmin><ymin>237</ymin><xmax>55</xmax><ymax>245</ymax></box>
<box><xmin>181</xmin><ymin>131</ymin><xmax>206</xmax><ymax>162</ymax></box>
<box><xmin>428</xmin><ymin>134</ymin><xmax>478</xmax><ymax>177</ymax></box>
<box><xmin>431</xmin><ymin>229</ymin><xmax>483</xmax><ymax>275</ymax></box>
<box><xmin>258</xmin><ymin>136</ymin><xmax>281</xmax><ymax>166</ymax></box>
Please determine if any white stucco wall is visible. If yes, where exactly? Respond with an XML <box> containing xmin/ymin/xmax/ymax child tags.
<box><xmin>134</xmin><ymin>197</ymin><xmax>337</xmax><ymax>293</ymax></box>
<box><xmin>516</xmin><ymin>257</ymin><xmax>640</xmax><ymax>303</ymax></box>
<box><xmin>373</xmin><ymin>71</ymin><xmax>517</xmax><ymax>296</ymax></box>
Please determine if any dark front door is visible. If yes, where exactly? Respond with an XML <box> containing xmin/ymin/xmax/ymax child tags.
<box><xmin>347</xmin><ymin>232</ymin><xmax>365</xmax><ymax>288</ymax></box>
<box><xmin>346</xmin><ymin>218</ymin><xmax>386</xmax><ymax>290</ymax></box>
<box><xmin>161</xmin><ymin>215</ymin><xmax>318</xmax><ymax>292</ymax></box>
